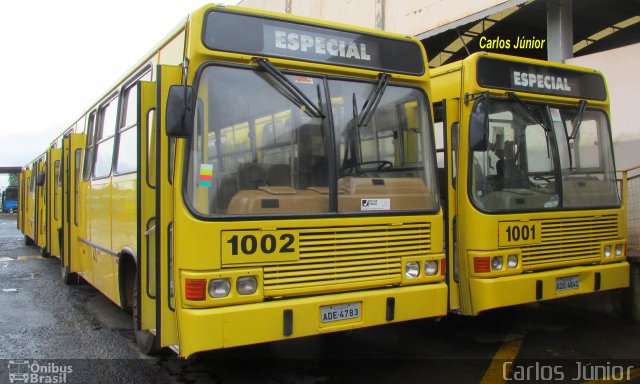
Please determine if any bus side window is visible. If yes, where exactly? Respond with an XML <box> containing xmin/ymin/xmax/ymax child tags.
<box><xmin>115</xmin><ymin>83</ymin><xmax>138</xmax><ymax>174</ymax></box>
<box><xmin>432</xmin><ymin>102</ymin><xmax>446</xmax><ymax>201</ymax></box>
<box><xmin>83</xmin><ymin>112</ymin><xmax>97</xmax><ymax>181</ymax></box>
<box><xmin>93</xmin><ymin>97</ymin><xmax>119</xmax><ymax>178</ymax></box>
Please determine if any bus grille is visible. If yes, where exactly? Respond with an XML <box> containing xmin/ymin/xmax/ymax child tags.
<box><xmin>263</xmin><ymin>222</ymin><xmax>432</xmax><ymax>297</ymax></box>
<box><xmin>521</xmin><ymin>215</ymin><xmax>619</xmax><ymax>270</ymax></box>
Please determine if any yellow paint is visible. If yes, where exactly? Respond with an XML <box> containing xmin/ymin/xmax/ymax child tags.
<box><xmin>481</xmin><ymin>335</ymin><xmax>525</xmax><ymax>384</ymax></box>
<box><xmin>16</xmin><ymin>256</ymin><xmax>44</xmax><ymax>260</ymax></box>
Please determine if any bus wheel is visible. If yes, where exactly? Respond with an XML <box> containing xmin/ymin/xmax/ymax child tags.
<box><xmin>61</xmin><ymin>263</ymin><xmax>79</xmax><ymax>285</ymax></box>
<box><xmin>40</xmin><ymin>247</ymin><xmax>50</xmax><ymax>258</ymax></box>
<box><xmin>133</xmin><ymin>273</ymin><xmax>161</xmax><ymax>355</ymax></box>
<box><xmin>24</xmin><ymin>235</ymin><xmax>34</xmax><ymax>246</ymax></box>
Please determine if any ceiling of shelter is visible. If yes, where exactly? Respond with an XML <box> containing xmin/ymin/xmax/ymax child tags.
<box><xmin>422</xmin><ymin>0</ymin><xmax>640</xmax><ymax>67</ymax></box>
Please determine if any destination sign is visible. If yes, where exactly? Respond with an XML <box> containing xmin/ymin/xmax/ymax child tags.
<box><xmin>203</xmin><ymin>10</ymin><xmax>424</xmax><ymax>75</ymax></box>
<box><xmin>476</xmin><ymin>56</ymin><xmax>607</xmax><ymax>100</ymax></box>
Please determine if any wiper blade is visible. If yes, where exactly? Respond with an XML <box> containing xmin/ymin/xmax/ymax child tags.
<box><xmin>569</xmin><ymin>99</ymin><xmax>587</xmax><ymax>139</ymax></box>
<box><xmin>254</xmin><ymin>57</ymin><xmax>324</xmax><ymax>118</ymax></box>
<box><xmin>507</xmin><ymin>92</ymin><xmax>550</xmax><ymax>132</ymax></box>
<box><xmin>358</xmin><ymin>73</ymin><xmax>390</xmax><ymax>127</ymax></box>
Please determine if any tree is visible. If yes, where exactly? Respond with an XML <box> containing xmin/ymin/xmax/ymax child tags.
<box><xmin>8</xmin><ymin>173</ymin><xmax>19</xmax><ymax>187</ymax></box>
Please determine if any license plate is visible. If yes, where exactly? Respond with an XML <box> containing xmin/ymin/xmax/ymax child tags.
<box><xmin>320</xmin><ymin>302</ymin><xmax>361</xmax><ymax>323</ymax></box>
<box><xmin>556</xmin><ymin>275</ymin><xmax>580</xmax><ymax>292</ymax></box>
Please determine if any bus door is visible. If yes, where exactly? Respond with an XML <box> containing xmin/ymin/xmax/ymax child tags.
<box><xmin>137</xmin><ymin>80</ymin><xmax>159</xmax><ymax>337</ymax></box>
<box><xmin>47</xmin><ymin>148</ymin><xmax>63</xmax><ymax>258</ymax></box>
<box><xmin>61</xmin><ymin>133</ymin><xmax>84</xmax><ymax>283</ymax></box>
<box><xmin>38</xmin><ymin>159</ymin><xmax>48</xmax><ymax>249</ymax></box>
<box><xmin>440</xmin><ymin>98</ymin><xmax>464</xmax><ymax>311</ymax></box>
<box><xmin>138</xmin><ymin>64</ymin><xmax>180</xmax><ymax>349</ymax></box>
<box><xmin>34</xmin><ymin>159</ymin><xmax>44</xmax><ymax>247</ymax></box>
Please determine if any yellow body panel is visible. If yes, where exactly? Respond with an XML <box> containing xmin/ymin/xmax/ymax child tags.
<box><xmin>469</xmin><ymin>262</ymin><xmax>629</xmax><ymax>315</ymax></box>
<box><xmin>178</xmin><ymin>282</ymin><xmax>447</xmax><ymax>358</ymax></box>
<box><xmin>87</xmin><ymin>178</ymin><xmax>117</xmax><ymax>301</ymax></box>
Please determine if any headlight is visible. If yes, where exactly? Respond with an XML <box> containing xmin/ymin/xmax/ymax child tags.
<box><xmin>405</xmin><ymin>261</ymin><xmax>420</xmax><ymax>279</ymax></box>
<box><xmin>237</xmin><ymin>276</ymin><xmax>258</xmax><ymax>295</ymax></box>
<box><xmin>507</xmin><ymin>254</ymin><xmax>519</xmax><ymax>269</ymax></box>
<box><xmin>491</xmin><ymin>256</ymin><xmax>503</xmax><ymax>271</ymax></box>
<box><xmin>424</xmin><ymin>260</ymin><xmax>438</xmax><ymax>276</ymax></box>
<box><xmin>615</xmin><ymin>244</ymin><xmax>623</xmax><ymax>257</ymax></box>
<box><xmin>208</xmin><ymin>278</ymin><xmax>231</xmax><ymax>298</ymax></box>
<box><xmin>604</xmin><ymin>245</ymin><xmax>612</xmax><ymax>258</ymax></box>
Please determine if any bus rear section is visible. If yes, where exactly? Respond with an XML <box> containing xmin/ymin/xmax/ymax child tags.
<box><xmin>432</xmin><ymin>52</ymin><xmax>629</xmax><ymax>316</ymax></box>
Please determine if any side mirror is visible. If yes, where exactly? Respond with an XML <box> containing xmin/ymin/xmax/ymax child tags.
<box><xmin>469</xmin><ymin>99</ymin><xmax>488</xmax><ymax>151</ymax></box>
<box><xmin>36</xmin><ymin>171</ymin><xmax>46</xmax><ymax>187</ymax></box>
<box><xmin>166</xmin><ymin>85</ymin><xmax>193</xmax><ymax>138</ymax></box>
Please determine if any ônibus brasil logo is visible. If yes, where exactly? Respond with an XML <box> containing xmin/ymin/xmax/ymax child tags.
<box><xmin>7</xmin><ymin>360</ymin><xmax>72</xmax><ymax>383</ymax></box>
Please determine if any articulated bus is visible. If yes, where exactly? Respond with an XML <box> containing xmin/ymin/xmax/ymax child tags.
<box><xmin>431</xmin><ymin>52</ymin><xmax>629</xmax><ymax>316</ymax></box>
<box><xmin>20</xmin><ymin>5</ymin><xmax>446</xmax><ymax>357</ymax></box>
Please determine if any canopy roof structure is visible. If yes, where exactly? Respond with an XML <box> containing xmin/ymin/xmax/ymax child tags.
<box><xmin>419</xmin><ymin>0</ymin><xmax>640</xmax><ymax>67</ymax></box>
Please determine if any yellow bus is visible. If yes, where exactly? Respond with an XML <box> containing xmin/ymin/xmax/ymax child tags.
<box><xmin>431</xmin><ymin>52</ymin><xmax>629</xmax><ymax>316</ymax></box>
<box><xmin>23</xmin><ymin>5</ymin><xmax>446</xmax><ymax>357</ymax></box>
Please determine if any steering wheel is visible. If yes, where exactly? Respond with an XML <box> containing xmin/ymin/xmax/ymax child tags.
<box><xmin>358</xmin><ymin>160</ymin><xmax>393</xmax><ymax>170</ymax></box>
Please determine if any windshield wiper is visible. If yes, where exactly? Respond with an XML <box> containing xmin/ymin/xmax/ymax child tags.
<box><xmin>341</xmin><ymin>93</ymin><xmax>361</xmax><ymax>173</ymax></box>
<box><xmin>254</xmin><ymin>57</ymin><xmax>324</xmax><ymax>118</ymax></box>
<box><xmin>507</xmin><ymin>92</ymin><xmax>550</xmax><ymax>132</ymax></box>
<box><xmin>569</xmin><ymin>99</ymin><xmax>587</xmax><ymax>139</ymax></box>
<box><xmin>358</xmin><ymin>73</ymin><xmax>390</xmax><ymax>127</ymax></box>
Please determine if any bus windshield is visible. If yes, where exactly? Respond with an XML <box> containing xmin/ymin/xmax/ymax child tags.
<box><xmin>470</xmin><ymin>98</ymin><xmax>619</xmax><ymax>212</ymax></box>
<box><xmin>186</xmin><ymin>65</ymin><xmax>438</xmax><ymax>216</ymax></box>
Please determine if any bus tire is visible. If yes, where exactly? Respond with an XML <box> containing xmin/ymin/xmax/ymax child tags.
<box><xmin>24</xmin><ymin>235</ymin><xmax>34</xmax><ymax>246</ymax></box>
<box><xmin>41</xmin><ymin>247</ymin><xmax>51</xmax><ymax>258</ymax></box>
<box><xmin>628</xmin><ymin>262</ymin><xmax>640</xmax><ymax>322</ymax></box>
<box><xmin>61</xmin><ymin>263</ymin><xmax>79</xmax><ymax>285</ymax></box>
<box><xmin>133</xmin><ymin>272</ymin><xmax>161</xmax><ymax>355</ymax></box>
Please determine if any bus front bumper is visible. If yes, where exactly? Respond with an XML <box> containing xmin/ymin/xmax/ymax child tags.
<box><xmin>469</xmin><ymin>261</ymin><xmax>630</xmax><ymax>315</ymax></box>
<box><xmin>177</xmin><ymin>282</ymin><xmax>447</xmax><ymax>358</ymax></box>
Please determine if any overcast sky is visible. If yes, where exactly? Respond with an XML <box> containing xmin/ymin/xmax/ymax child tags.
<box><xmin>0</xmin><ymin>0</ymin><xmax>239</xmax><ymax>189</ymax></box>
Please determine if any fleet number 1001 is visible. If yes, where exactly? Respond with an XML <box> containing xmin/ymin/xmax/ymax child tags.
<box><xmin>504</xmin><ymin>224</ymin><xmax>536</xmax><ymax>242</ymax></box>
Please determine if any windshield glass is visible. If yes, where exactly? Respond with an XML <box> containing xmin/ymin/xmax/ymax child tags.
<box><xmin>470</xmin><ymin>99</ymin><xmax>619</xmax><ymax>212</ymax></box>
<box><xmin>549</xmin><ymin>107</ymin><xmax>619</xmax><ymax>208</ymax></box>
<box><xmin>186</xmin><ymin>65</ymin><xmax>438</xmax><ymax>216</ymax></box>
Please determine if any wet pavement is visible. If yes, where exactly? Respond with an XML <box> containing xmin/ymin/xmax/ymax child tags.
<box><xmin>0</xmin><ymin>213</ymin><xmax>639</xmax><ymax>383</ymax></box>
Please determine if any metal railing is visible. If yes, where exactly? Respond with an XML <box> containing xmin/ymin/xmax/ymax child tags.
<box><xmin>620</xmin><ymin>165</ymin><xmax>640</xmax><ymax>256</ymax></box>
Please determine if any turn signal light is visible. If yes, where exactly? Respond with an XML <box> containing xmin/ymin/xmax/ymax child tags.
<box><xmin>185</xmin><ymin>278</ymin><xmax>207</xmax><ymax>301</ymax></box>
<box><xmin>474</xmin><ymin>257</ymin><xmax>491</xmax><ymax>273</ymax></box>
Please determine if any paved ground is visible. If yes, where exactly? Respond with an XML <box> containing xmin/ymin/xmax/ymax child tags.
<box><xmin>1</xmin><ymin>213</ymin><xmax>639</xmax><ymax>384</ymax></box>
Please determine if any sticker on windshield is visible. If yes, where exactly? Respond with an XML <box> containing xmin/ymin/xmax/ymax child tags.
<box><xmin>550</xmin><ymin>108</ymin><xmax>562</xmax><ymax>122</ymax></box>
<box><xmin>361</xmin><ymin>198</ymin><xmax>390</xmax><ymax>211</ymax></box>
<box><xmin>199</xmin><ymin>164</ymin><xmax>214</xmax><ymax>187</ymax></box>
<box><xmin>292</xmin><ymin>76</ymin><xmax>314</xmax><ymax>85</ymax></box>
